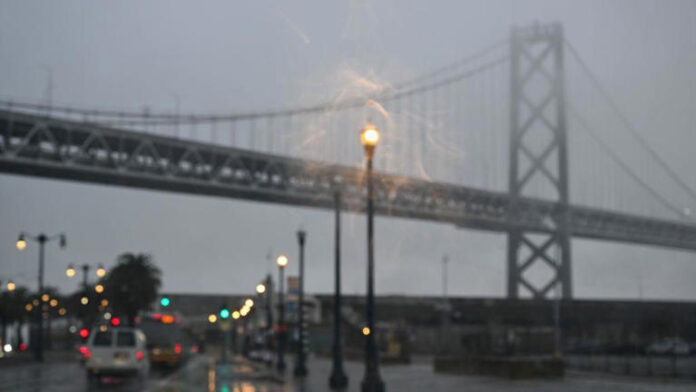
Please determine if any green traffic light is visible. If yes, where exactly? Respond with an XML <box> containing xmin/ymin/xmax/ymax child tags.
<box><xmin>219</xmin><ymin>309</ymin><xmax>230</xmax><ymax>319</ymax></box>
<box><xmin>160</xmin><ymin>297</ymin><xmax>170</xmax><ymax>307</ymax></box>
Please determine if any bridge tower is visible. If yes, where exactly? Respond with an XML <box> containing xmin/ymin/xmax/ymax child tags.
<box><xmin>507</xmin><ymin>23</ymin><xmax>572</xmax><ymax>299</ymax></box>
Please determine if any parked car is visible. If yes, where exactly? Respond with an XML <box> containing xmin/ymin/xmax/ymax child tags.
<box><xmin>80</xmin><ymin>326</ymin><xmax>149</xmax><ymax>385</ymax></box>
<box><xmin>646</xmin><ymin>337</ymin><xmax>690</xmax><ymax>355</ymax></box>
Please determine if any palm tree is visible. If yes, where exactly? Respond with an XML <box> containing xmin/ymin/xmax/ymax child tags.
<box><xmin>104</xmin><ymin>253</ymin><xmax>162</xmax><ymax>326</ymax></box>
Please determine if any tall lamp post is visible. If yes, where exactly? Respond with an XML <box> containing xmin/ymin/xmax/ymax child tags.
<box><xmin>16</xmin><ymin>232</ymin><xmax>66</xmax><ymax>362</ymax></box>
<box><xmin>276</xmin><ymin>254</ymin><xmax>288</xmax><ymax>372</ymax></box>
<box><xmin>294</xmin><ymin>229</ymin><xmax>308</xmax><ymax>377</ymax></box>
<box><xmin>360</xmin><ymin>124</ymin><xmax>385</xmax><ymax>392</ymax></box>
<box><xmin>329</xmin><ymin>184</ymin><xmax>349</xmax><ymax>389</ymax></box>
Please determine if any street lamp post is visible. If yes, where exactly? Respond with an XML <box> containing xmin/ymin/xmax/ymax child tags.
<box><xmin>359</xmin><ymin>124</ymin><xmax>385</xmax><ymax>392</ymax></box>
<box><xmin>16</xmin><ymin>232</ymin><xmax>66</xmax><ymax>362</ymax></box>
<box><xmin>294</xmin><ymin>230</ymin><xmax>308</xmax><ymax>377</ymax></box>
<box><xmin>329</xmin><ymin>186</ymin><xmax>349</xmax><ymax>389</ymax></box>
<box><xmin>276</xmin><ymin>254</ymin><xmax>288</xmax><ymax>372</ymax></box>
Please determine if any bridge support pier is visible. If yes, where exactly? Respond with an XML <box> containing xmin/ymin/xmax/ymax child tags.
<box><xmin>507</xmin><ymin>23</ymin><xmax>572</xmax><ymax>299</ymax></box>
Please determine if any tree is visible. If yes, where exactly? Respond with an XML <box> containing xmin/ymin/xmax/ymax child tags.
<box><xmin>104</xmin><ymin>253</ymin><xmax>162</xmax><ymax>326</ymax></box>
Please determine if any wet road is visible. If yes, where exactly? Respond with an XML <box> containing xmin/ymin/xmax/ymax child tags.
<box><xmin>0</xmin><ymin>355</ymin><xmax>205</xmax><ymax>392</ymax></box>
<box><xmin>3</xmin><ymin>355</ymin><xmax>696</xmax><ymax>392</ymax></box>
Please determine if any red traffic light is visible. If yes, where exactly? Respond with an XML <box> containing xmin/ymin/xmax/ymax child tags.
<box><xmin>111</xmin><ymin>317</ymin><xmax>121</xmax><ymax>327</ymax></box>
<box><xmin>79</xmin><ymin>328</ymin><xmax>90</xmax><ymax>339</ymax></box>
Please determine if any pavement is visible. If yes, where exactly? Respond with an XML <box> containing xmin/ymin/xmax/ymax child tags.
<box><xmin>2</xmin><ymin>352</ymin><xmax>696</xmax><ymax>392</ymax></box>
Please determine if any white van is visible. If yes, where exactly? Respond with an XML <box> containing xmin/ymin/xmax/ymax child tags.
<box><xmin>81</xmin><ymin>327</ymin><xmax>150</xmax><ymax>384</ymax></box>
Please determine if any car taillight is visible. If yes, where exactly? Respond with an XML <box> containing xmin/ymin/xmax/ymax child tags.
<box><xmin>191</xmin><ymin>344</ymin><xmax>199</xmax><ymax>354</ymax></box>
<box><xmin>19</xmin><ymin>343</ymin><xmax>27</xmax><ymax>351</ymax></box>
<box><xmin>136</xmin><ymin>350</ymin><xmax>144</xmax><ymax>361</ymax></box>
<box><xmin>79</xmin><ymin>346</ymin><xmax>91</xmax><ymax>359</ymax></box>
<box><xmin>174</xmin><ymin>343</ymin><xmax>182</xmax><ymax>355</ymax></box>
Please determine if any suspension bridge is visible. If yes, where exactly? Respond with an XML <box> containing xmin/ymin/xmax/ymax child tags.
<box><xmin>1</xmin><ymin>23</ymin><xmax>695</xmax><ymax>300</ymax></box>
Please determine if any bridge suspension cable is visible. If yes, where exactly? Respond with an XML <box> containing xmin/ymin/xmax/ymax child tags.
<box><xmin>0</xmin><ymin>41</ymin><xmax>508</xmax><ymax>128</ymax></box>
<box><xmin>565</xmin><ymin>39</ymin><xmax>696</xmax><ymax>205</ymax></box>
<box><xmin>569</xmin><ymin>105</ymin><xmax>686</xmax><ymax>219</ymax></box>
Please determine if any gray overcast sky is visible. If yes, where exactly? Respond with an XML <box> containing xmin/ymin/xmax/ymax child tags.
<box><xmin>1</xmin><ymin>0</ymin><xmax>696</xmax><ymax>300</ymax></box>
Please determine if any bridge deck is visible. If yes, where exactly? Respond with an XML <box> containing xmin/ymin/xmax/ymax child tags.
<box><xmin>2</xmin><ymin>110</ymin><xmax>696</xmax><ymax>251</ymax></box>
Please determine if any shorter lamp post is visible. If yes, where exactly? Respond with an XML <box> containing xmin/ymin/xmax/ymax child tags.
<box><xmin>329</xmin><ymin>186</ymin><xmax>348</xmax><ymax>389</ymax></box>
<box><xmin>276</xmin><ymin>254</ymin><xmax>288</xmax><ymax>372</ymax></box>
<box><xmin>294</xmin><ymin>230</ymin><xmax>308</xmax><ymax>377</ymax></box>
<box><xmin>16</xmin><ymin>232</ymin><xmax>66</xmax><ymax>362</ymax></box>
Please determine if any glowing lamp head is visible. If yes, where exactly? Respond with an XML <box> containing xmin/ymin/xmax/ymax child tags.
<box><xmin>245</xmin><ymin>299</ymin><xmax>254</xmax><ymax>308</ymax></box>
<box><xmin>360</xmin><ymin>124</ymin><xmax>380</xmax><ymax>149</ymax></box>
<box><xmin>49</xmin><ymin>299</ymin><xmax>58</xmax><ymax>307</ymax></box>
<box><xmin>160</xmin><ymin>297</ymin><xmax>171</xmax><ymax>307</ymax></box>
<box><xmin>362</xmin><ymin>327</ymin><xmax>371</xmax><ymax>336</ymax></box>
<box><xmin>80</xmin><ymin>296</ymin><xmax>89</xmax><ymax>305</ymax></box>
<box><xmin>276</xmin><ymin>254</ymin><xmax>288</xmax><ymax>268</ymax></box>
<box><xmin>96</xmin><ymin>265</ymin><xmax>106</xmax><ymax>278</ymax></box>
<box><xmin>208</xmin><ymin>314</ymin><xmax>217</xmax><ymax>323</ymax></box>
<box><xmin>219</xmin><ymin>308</ymin><xmax>230</xmax><ymax>319</ymax></box>
<box><xmin>94</xmin><ymin>284</ymin><xmax>104</xmax><ymax>294</ymax></box>
<box><xmin>6</xmin><ymin>281</ymin><xmax>16</xmax><ymax>292</ymax></box>
<box><xmin>16</xmin><ymin>234</ymin><xmax>27</xmax><ymax>251</ymax></box>
<box><xmin>255</xmin><ymin>283</ymin><xmax>266</xmax><ymax>294</ymax></box>
<box><xmin>66</xmin><ymin>265</ymin><xmax>76</xmax><ymax>278</ymax></box>
<box><xmin>41</xmin><ymin>294</ymin><xmax>50</xmax><ymax>302</ymax></box>
<box><xmin>232</xmin><ymin>311</ymin><xmax>240</xmax><ymax>320</ymax></box>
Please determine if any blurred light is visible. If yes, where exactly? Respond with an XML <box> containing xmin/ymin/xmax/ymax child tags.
<box><xmin>99</xmin><ymin>325</ymin><xmax>108</xmax><ymax>332</ymax></box>
<box><xmin>80</xmin><ymin>297</ymin><xmax>88</xmax><ymax>305</ymax></box>
<box><xmin>152</xmin><ymin>313</ymin><xmax>162</xmax><ymax>321</ymax></box>
<box><xmin>362</xmin><ymin>327</ymin><xmax>371</xmax><ymax>336</ymax></box>
<box><xmin>360</xmin><ymin>124</ymin><xmax>380</xmax><ymax>148</ymax></box>
<box><xmin>41</xmin><ymin>294</ymin><xmax>50</xmax><ymax>302</ymax></box>
<box><xmin>69</xmin><ymin>325</ymin><xmax>77</xmax><ymax>333</ymax></box>
<box><xmin>245</xmin><ymin>299</ymin><xmax>254</xmax><ymax>307</ymax></box>
<box><xmin>136</xmin><ymin>350</ymin><xmax>144</xmax><ymax>361</ymax></box>
<box><xmin>160</xmin><ymin>297</ymin><xmax>171</xmax><ymax>307</ymax></box>
<box><xmin>19</xmin><ymin>343</ymin><xmax>27</xmax><ymax>351</ymax></box>
<box><xmin>58</xmin><ymin>308</ymin><xmax>67</xmax><ymax>316</ymax></box>
<box><xmin>25</xmin><ymin>304</ymin><xmax>32</xmax><ymax>312</ymax></box>
<box><xmin>240</xmin><ymin>307</ymin><xmax>249</xmax><ymax>317</ymax></box>
<box><xmin>32</xmin><ymin>299</ymin><xmax>39</xmax><ymax>306</ymax></box>
<box><xmin>232</xmin><ymin>311</ymin><xmax>240</xmax><ymax>320</ymax></box>
<box><xmin>79</xmin><ymin>328</ymin><xmax>90</xmax><ymax>339</ymax></box>
<box><xmin>94</xmin><ymin>284</ymin><xmax>104</xmax><ymax>294</ymax></box>
<box><xmin>96</xmin><ymin>265</ymin><xmax>106</xmax><ymax>278</ymax></box>
<box><xmin>174</xmin><ymin>343</ymin><xmax>182</xmax><ymax>355</ymax></box>
<box><xmin>111</xmin><ymin>317</ymin><xmax>120</xmax><ymax>326</ymax></box>
<box><xmin>101</xmin><ymin>299</ymin><xmax>109</xmax><ymax>307</ymax></box>
<box><xmin>256</xmin><ymin>283</ymin><xmax>266</xmax><ymax>294</ymax></box>
<box><xmin>49</xmin><ymin>299</ymin><xmax>58</xmax><ymax>307</ymax></box>
<box><xmin>6</xmin><ymin>281</ymin><xmax>16</xmax><ymax>292</ymax></box>
<box><xmin>3</xmin><ymin>344</ymin><xmax>12</xmax><ymax>353</ymax></box>
<box><xmin>162</xmin><ymin>315</ymin><xmax>175</xmax><ymax>324</ymax></box>
<box><xmin>66</xmin><ymin>265</ymin><xmax>76</xmax><ymax>278</ymax></box>
<box><xmin>219</xmin><ymin>309</ymin><xmax>230</xmax><ymax>319</ymax></box>
<box><xmin>208</xmin><ymin>314</ymin><xmax>217</xmax><ymax>323</ymax></box>
<box><xmin>276</xmin><ymin>254</ymin><xmax>288</xmax><ymax>267</ymax></box>
<box><xmin>78</xmin><ymin>346</ymin><xmax>90</xmax><ymax>359</ymax></box>
<box><xmin>16</xmin><ymin>235</ymin><xmax>26</xmax><ymax>251</ymax></box>
<box><xmin>104</xmin><ymin>312</ymin><xmax>112</xmax><ymax>320</ymax></box>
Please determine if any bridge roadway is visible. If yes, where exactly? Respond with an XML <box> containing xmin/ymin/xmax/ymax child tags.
<box><xmin>2</xmin><ymin>109</ymin><xmax>696</xmax><ymax>251</ymax></box>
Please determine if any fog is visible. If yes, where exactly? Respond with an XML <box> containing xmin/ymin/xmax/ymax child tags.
<box><xmin>1</xmin><ymin>0</ymin><xmax>696</xmax><ymax>300</ymax></box>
